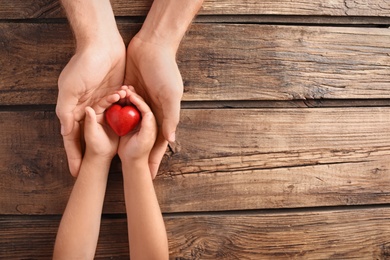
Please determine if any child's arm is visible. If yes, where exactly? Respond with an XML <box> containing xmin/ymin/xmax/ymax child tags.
<box><xmin>122</xmin><ymin>159</ymin><xmax>169</xmax><ymax>260</ymax></box>
<box><xmin>53</xmin><ymin>91</ymin><xmax>124</xmax><ymax>259</ymax></box>
<box><xmin>53</xmin><ymin>152</ymin><xmax>111</xmax><ymax>260</ymax></box>
<box><xmin>118</xmin><ymin>91</ymin><xmax>169</xmax><ymax>260</ymax></box>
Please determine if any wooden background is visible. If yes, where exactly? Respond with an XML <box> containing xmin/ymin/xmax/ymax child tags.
<box><xmin>1</xmin><ymin>0</ymin><xmax>390</xmax><ymax>259</ymax></box>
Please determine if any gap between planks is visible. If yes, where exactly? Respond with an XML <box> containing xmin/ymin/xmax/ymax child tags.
<box><xmin>2</xmin><ymin>203</ymin><xmax>390</xmax><ymax>219</ymax></box>
<box><xmin>0</xmin><ymin>99</ymin><xmax>389</xmax><ymax>112</ymax></box>
<box><xmin>194</xmin><ymin>15</ymin><xmax>390</xmax><ymax>27</ymax></box>
<box><xmin>0</xmin><ymin>15</ymin><xmax>389</xmax><ymax>27</ymax></box>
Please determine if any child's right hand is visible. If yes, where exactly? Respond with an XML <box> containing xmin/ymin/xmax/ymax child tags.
<box><xmin>83</xmin><ymin>89</ymin><xmax>127</xmax><ymax>162</ymax></box>
<box><xmin>118</xmin><ymin>89</ymin><xmax>158</xmax><ymax>164</ymax></box>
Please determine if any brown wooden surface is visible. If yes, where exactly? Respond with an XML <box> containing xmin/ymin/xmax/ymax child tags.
<box><xmin>1</xmin><ymin>23</ymin><xmax>390</xmax><ymax>105</ymax></box>
<box><xmin>1</xmin><ymin>207</ymin><xmax>390</xmax><ymax>259</ymax></box>
<box><xmin>1</xmin><ymin>0</ymin><xmax>390</xmax><ymax>259</ymax></box>
<box><xmin>1</xmin><ymin>107</ymin><xmax>389</xmax><ymax>215</ymax></box>
<box><xmin>1</xmin><ymin>0</ymin><xmax>390</xmax><ymax>19</ymax></box>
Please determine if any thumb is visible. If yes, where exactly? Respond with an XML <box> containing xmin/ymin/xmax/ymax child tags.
<box><xmin>56</xmin><ymin>108</ymin><xmax>74</xmax><ymax>136</ymax></box>
<box><xmin>56</xmin><ymin>91</ymin><xmax>82</xmax><ymax>177</ymax></box>
<box><xmin>161</xmin><ymin>97</ymin><xmax>181</xmax><ymax>143</ymax></box>
<box><xmin>84</xmin><ymin>106</ymin><xmax>97</xmax><ymax>131</ymax></box>
<box><xmin>56</xmin><ymin>89</ymin><xmax>77</xmax><ymax>136</ymax></box>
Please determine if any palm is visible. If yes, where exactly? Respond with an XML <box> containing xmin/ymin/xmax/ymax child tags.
<box><xmin>126</xmin><ymin>39</ymin><xmax>182</xmax><ymax>114</ymax></box>
<box><xmin>124</xmin><ymin>36</ymin><xmax>183</xmax><ymax>177</ymax></box>
<box><xmin>56</xmin><ymin>44</ymin><xmax>126</xmax><ymax>176</ymax></box>
<box><xmin>85</xmin><ymin>108</ymin><xmax>119</xmax><ymax>159</ymax></box>
<box><xmin>58</xmin><ymin>48</ymin><xmax>126</xmax><ymax>121</ymax></box>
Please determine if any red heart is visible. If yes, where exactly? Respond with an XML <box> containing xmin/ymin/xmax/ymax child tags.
<box><xmin>105</xmin><ymin>104</ymin><xmax>141</xmax><ymax>136</ymax></box>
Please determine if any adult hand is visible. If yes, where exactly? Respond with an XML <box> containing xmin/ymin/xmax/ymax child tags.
<box><xmin>57</xmin><ymin>0</ymin><xmax>126</xmax><ymax>177</ymax></box>
<box><xmin>124</xmin><ymin>36</ymin><xmax>183</xmax><ymax>178</ymax></box>
<box><xmin>124</xmin><ymin>0</ymin><xmax>203</xmax><ymax>178</ymax></box>
<box><xmin>56</xmin><ymin>42</ymin><xmax>126</xmax><ymax>177</ymax></box>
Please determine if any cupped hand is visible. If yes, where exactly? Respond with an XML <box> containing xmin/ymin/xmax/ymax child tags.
<box><xmin>83</xmin><ymin>90</ymin><xmax>128</xmax><ymax>160</ymax></box>
<box><xmin>56</xmin><ymin>42</ymin><xmax>126</xmax><ymax>177</ymax></box>
<box><xmin>124</xmin><ymin>36</ymin><xmax>183</xmax><ymax>178</ymax></box>
<box><xmin>118</xmin><ymin>89</ymin><xmax>158</xmax><ymax>164</ymax></box>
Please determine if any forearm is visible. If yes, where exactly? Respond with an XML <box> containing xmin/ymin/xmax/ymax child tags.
<box><xmin>122</xmin><ymin>160</ymin><xmax>169</xmax><ymax>260</ymax></box>
<box><xmin>53</xmin><ymin>156</ymin><xmax>111</xmax><ymax>260</ymax></box>
<box><xmin>137</xmin><ymin>0</ymin><xmax>204</xmax><ymax>52</ymax></box>
<box><xmin>60</xmin><ymin>0</ymin><xmax>121</xmax><ymax>50</ymax></box>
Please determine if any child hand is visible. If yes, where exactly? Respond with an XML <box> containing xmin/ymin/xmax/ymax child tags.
<box><xmin>118</xmin><ymin>89</ymin><xmax>157</xmax><ymax>163</ymax></box>
<box><xmin>83</xmin><ymin>90</ymin><xmax>127</xmax><ymax>160</ymax></box>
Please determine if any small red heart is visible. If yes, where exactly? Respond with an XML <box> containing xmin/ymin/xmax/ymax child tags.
<box><xmin>105</xmin><ymin>104</ymin><xmax>141</xmax><ymax>136</ymax></box>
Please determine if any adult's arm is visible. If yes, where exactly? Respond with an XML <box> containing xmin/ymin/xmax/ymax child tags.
<box><xmin>125</xmin><ymin>0</ymin><xmax>204</xmax><ymax>177</ymax></box>
<box><xmin>57</xmin><ymin>0</ymin><xmax>126</xmax><ymax>177</ymax></box>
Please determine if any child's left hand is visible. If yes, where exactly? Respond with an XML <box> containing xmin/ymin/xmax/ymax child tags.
<box><xmin>118</xmin><ymin>88</ymin><xmax>158</xmax><ymax>164</ymax></box>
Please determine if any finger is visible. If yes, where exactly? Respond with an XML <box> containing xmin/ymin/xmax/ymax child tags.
<box><xmin>120</xmin><ymin>85</ymin><xmax>135</xmax><ymax>92</ymax></box>
<box><xmin>128</xmin><ymin>92</ymin><xmax>151</xmax><ymax>117</ymax></box>
<box><xmin>127</xmin><ymin>85</ymin><xmax>136</xmax><ymax>93</ymax></box>
<box><xmin>116</xmin><ymin>88</ymin><xmax>127</xmax><ymax>99</ymax></box>
<box><xmin>84</xmin><ymin>106</ymin><xmax>97</xmax><ymax>130</ymax></box>
<box><xmin>56</xmin><ymin>91</ymin><xmax>83</xmax><ymax>177</ymax></box>
<box><xmin>56</xmin><ymin>95</ymin><xmax>76</xmax><ymax>136</ymax></box>
<box><xmin>118</xmin><ymin>86</ymin><xmax>135</xmax><ymax>106</ymax></box>
<box><xmin>161</xmin><ymin>96</ymin><xmax>181</xmax><ymax>143</ymax></box>
<box><xmin>92</xmin><ymin>91</ymin><xmax>124</xmax><ymax>115</ymax></box>
<box><xmin>149</xmin><ymin>132</ymin><xmax>168</xmax><ymax>179</ymax></box>
<box><xmin>138</xmin><ymin>111</ymin><xmax>157</xmax><ymax>142</ymax></box>
<box><xmin>62</xmin><ymin>121</ymin><xmax>82</xmax><ymax>177</ymax></box>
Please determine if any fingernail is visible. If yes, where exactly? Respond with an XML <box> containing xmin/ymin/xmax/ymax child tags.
<box><xmin>169</xmin><ymin>132</ymin><xmax>176</xmax><ymax>143</ymax></box>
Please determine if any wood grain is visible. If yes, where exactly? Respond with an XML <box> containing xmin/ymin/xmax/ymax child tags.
<box><xmin>167</xmin><ymin>207</ymin><xmax>390</xmax><ymax>259</ymax></box>
<box><xmin>1</xmin><ymin>0</ymin><xmax>390</xmax><ymax>19</ymax></box>
<box><xmin>1</xmin><ymin>207</ymin><xmax>390</xmax><ymax>259</ymax></box>
<box><xmin>1</xmin><ymin>108</ymin><xmax>389</xmax><ymax>214</ymax></box>
<box><xmin>1</xmin><ymin>23</ymin><xmax>390</xmax><ymax>105</ymax></box>
<box><xmin>0</xmin><ymin>110</ymin><xmax>72</xmax><ymax>215</ymax></box>
<box><xmin>179</xmin><ymin>24</ymin><xmax>390</xmax><ymax>101</ymax></box>
<box><xmin>1</xmin><ymin>1</ymin><xmax>389</xmax><ymax>258</ymax></box>
<box><xmin>198</xmin><ymin>0</ymin><xmax>390</xmax><ymax>16</ymax></box>
<box><xmin>158</xmin><ymin>107</ymin><xmax>390</xmax><ymax>212</ymax></box>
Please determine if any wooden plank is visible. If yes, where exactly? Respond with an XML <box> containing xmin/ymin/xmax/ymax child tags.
<box><xmin>0</xmin><ymin>23</ymin><xmax>73</xmax><ymax>105</ymax></box>
<box><xmin>1</xmin><ymin>207</ymin><xmax>390</xmax><ymax>259</ymax></box>
<box><xmin>0</xmin><ymin>110</ymin><xmax>73</xmax><ymax>215</ymax></box>
<box><xmin>166</xmin><ymin>207</ymin><xmax>390</xmax><ymax>259</ymax></box>
<box><xmin>0</xmin><ymin>0</ymin><xmax>64</xmax><ymax>19</ymax></box>
<box><xmin>125</xmin><ymin>0</ymin><xmax>390</xmax><ymax>17</ymax></box>
<box><xmin>158</xmin><ymin>107</ymin><xmax>390</xmax><ymax>212</ymax></box>
<box><xmin>0</xmin><ymin>215</ymin><xmax>130</xmax><ymax>259</ymax></box>
<box><xmin>157</xmin><ymin>158</ymin><xmax>390</xmax><ymax>212</ymax></box>
<box><xmin>0</xmin><ymin>107</ymin><xmax>389</xmax><ymax>214</ymax></box>
<box><xmin>1</xmin><ymin>0</ymin><xmax>390</xmax><ymax>19</ymax></box>
<box><xmin>1</xmin><ymin>23</ymin><xmax>390</xmax><ymax>105</ymax></box>
<box><xmin>197</xmin><ymin>15</ymin><xmax>390</xmax><ymax>26</ymax></box>
<box><xmin>179</xmin><ymin>24</ymin><xmax>390</xmax><ymax>101</ymax></box>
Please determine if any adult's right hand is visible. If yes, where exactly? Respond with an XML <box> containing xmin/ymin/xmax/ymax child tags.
<box><xmin>57</xmin><ymin>0</ymin><xmax>126</xmax><ymax>177</ymax></box>
<box><xmin>56</xmin><ymin>42</ymin><xmax>126</xmax><ymax>177</ymax></box>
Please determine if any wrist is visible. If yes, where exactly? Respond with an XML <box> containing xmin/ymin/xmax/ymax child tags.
<box><xmin>122</xmin><ymin>159</ymin><xmax>153</xmax><ymax>184</ymax></box>
<box><xmin>121</xmin><ymin>157</ymin><xmax>150</xmax><ymax>176</ymax></box>
<box><xmin>76</xmin><ymin>154</ymin><xmax>111</xmax><ymax>185</ymax></box>
<box><xmin>61</xmin><ymin>0</ymin><xmax>124</xmax><ymax>52</ymax></box>
<box><xmin>83</xmin><ymin>152</ymin><xmax>113</xmax><ymax>172</ymax></box>
<box><xmin>137</xmin><ymin>0</ymin><xmax>203</xmax><ymax>53</ymax></box>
